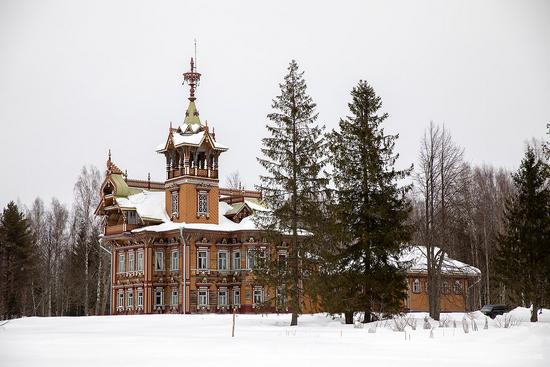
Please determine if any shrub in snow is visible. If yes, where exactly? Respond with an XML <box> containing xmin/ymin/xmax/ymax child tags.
<box><xmin>462</xmin><ymin>317</ymin><xmax>469</xmax><ymax>333</ymax></box>
<box><xmin>484</xmin><ymin>317</ymin><xmax>488</xmax><ymax>330</ymax></box>
<box><xmin>423</xmin><ymin>316</ymin><xmax>432</xmax><ymax>330</ymax></box>
<box><xmin>368</xmin><ymin>325</ymin><xmax>377</xmax><ymax>333</ymax></box>
<box><xmin>407</xmin><ymin>317</ymin><xmax>417</xmax><ymax>330</ymax></box>
<box><xmin>353</xmin><ymin>321</ymin><xmax>364</xmax><ymax>329</ymax></box>
<box><xmin>438</xmin><ymin>316</ymin><xmax>450</xmax><ymax>328</ymax></box>
<box><xmin>430</xmin><ymin>328</ymin><xmax>434</xmax><ymax>339</ymax></box>
<box><xmin>392</xmin><ymin>316</ymin><xmax>408</xmax><ymax>332</ymax></box>
<box><xmin>494</xmin><ymin>314</ymin><xmax>520</xmax><ymax>328</ymax></box>
<box><xmin>471</xmin><ymin>319</ymin><xmax>478</xmax><ymax>331</ymax></box>
<box><xmin>453</xmin><ymin>320</ymin><xmax>457</xmax><ymax>329</ymax></box>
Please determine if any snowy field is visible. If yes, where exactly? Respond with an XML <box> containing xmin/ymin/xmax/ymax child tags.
<box><xmin>1</xmin><ymin>308</ymin><xmax>549</xmax><ymax>367</ymax></box>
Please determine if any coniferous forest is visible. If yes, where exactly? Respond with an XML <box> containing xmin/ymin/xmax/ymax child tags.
<box><xmin>1</xmin><ymin>61</ymin><xmax>549</xmax><ymax>323</ymax></box>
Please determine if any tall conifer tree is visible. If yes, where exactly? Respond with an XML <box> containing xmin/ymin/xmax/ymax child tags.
<box><xmin>256</xmin><ymin>60</ymin><xmax>327</xmax><ymax>326</ymax></box>
<box><xmin>322</xmin><ymin>80</ymin><xmax>412</xmax><ymax>322</ymax></box>
<box><xmin>0</xmin><ymin>202</ymin><xmax>35</xmax><ymax>318</ymax></box>
<box><xmin>496</xmin><ymin>147</ymin><xmax>550</xmax><ymax>322</ymax></box>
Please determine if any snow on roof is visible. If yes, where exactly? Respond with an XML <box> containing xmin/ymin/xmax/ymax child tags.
<box><xmin>116</xmin><ymin>191</ymin><xmax>170</xmax><ymax>222</ymax></box>
<box><xmin>399</xmin><ymin>246</ymin><xmax>481</xmax><ymax>276</ymax></box>
<box><xmin>133</xmin><ymin>201</ymin><xmax>260</xmax><ymax>233</ymax></box>
<box><xmin>156</xmin><ymin>130</ymin><xmax>228</xmax><ymax>152</ymax></box>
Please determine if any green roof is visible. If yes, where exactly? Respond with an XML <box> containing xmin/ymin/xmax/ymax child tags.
<box><xmin>183</xmin><ymin>100</ymin><xmax>201</xmax><ymax>125</ymax></box>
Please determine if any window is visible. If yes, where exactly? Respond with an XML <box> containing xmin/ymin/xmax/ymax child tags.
<box><xmin>218</xmin><ymin>251</ymin><xmax>228</xmax><ymax>271</ymax></box>
<box><xmin>198</xmin><ymin>288</ymin><xmax>208</xmax><ymax>306</ymax></box>
<box><xmin>126</xmin><ymin>211</ymin><xmax>139</xmax><ymax>225</ymax></box>
<box><xmin>233</xmin><ymin>287</ymin><xmax>240</xmax><ymax>306</ymax></box>
<box><xmin>453</xmin><ymin>280</ymin><xmax>463</xmax><ymax>294</ymax></box>
<box><xmin>197</xmin><ymin>191</ymin><xmax>208</xmax><ymax>215</ymax></box>
<box><xmin>155</xmin><ymin>251</ymin><xmax>164</xmax><ymax>271</ymax></box>
<box><xmin>128</xmin><ymin>252</ymin><xmax>135</xmax><ymax>272</ymax></box>
<box><xmin>232</xmin><ymin>251</ymin><xmax>241</xmax><ymax>270</ymax></box>
<box><xmin>442</xmin><ymin>281</ymin><xmax>450</xmax><ymax>294</ymax></box>
<box><xmin>137</xmin><ymin>289</ymin><xmax>143</xmax><ymax>307</ymax></box>
<box><xmin>171</xmin><ymin>289</ymin><xmax>178</xmax><ymax>306</ymax></box>
<box><xmin>171</xmin><ymin>250</ymin><xmax>179</xmax><ymax>271</ymax></box>
<box><xmin>137</xmin><ymin>251</ymin><xmax>144</xmax><ymax>272</ymax></box>
<box><xmin>253</xmin><ymin>287</ymin><xmax>263</xmax><ymax>306</ymax></box>
<box><xmin>117</xmin><ymin>291</ymin><xmax>124</xmax><ymax>308</ymax></box>
<box><xmin>247</xmin><ymin>249</ymin><xmax>256</xmax><ymax>270</ymax></box>
<box><xmin>278</xmin><ymin>252</ymin><xmax>287</xmax><ymax>269</ymax></box>
<box><xmin>118</xmin><ymin>252</ymin><xmax>125</xmax><ymax>273</ymax></box>
<box><xmin>218</xmin><ymin>289</ymin><xmax>227</xmax><ymax>306</ymax></box>
<box><xmin>154</xmin><ymin>288</ymin><xmax>164</xmax><ymax>306</ymax></box>
<box><xmin>127</xmin><ymin>290</ymin><xmax>133</xmax><ymax>308</ymax></box>
<box><xmin>412</xmin><ymin>278</ymin><xmax>421</xmax><ymax>293</ymax></box>
<box><xmin>198</xmin><ymin>250</ymin><xmax>208</xmax><ymax>270</ymax></box>
<box><xmin>258</xmin><ymin>248</ymin><xmax>267</xmax><ymax>268</ymax></box>
<box><xmin>171</xmin><ymin>191</ymin><xmax>179</xmax><ymax>217</ymax></box>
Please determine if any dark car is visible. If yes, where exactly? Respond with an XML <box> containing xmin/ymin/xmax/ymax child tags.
<box><xmin>480</xmin><ymin>304</ymin><xmax>508</xmax><ymax>319</ymax></box>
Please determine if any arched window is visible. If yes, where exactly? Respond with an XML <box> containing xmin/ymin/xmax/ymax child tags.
<box><xmin>412</xmin><ymin>278</ymin><xmax>421</xmax><ymax>293</ymax></box>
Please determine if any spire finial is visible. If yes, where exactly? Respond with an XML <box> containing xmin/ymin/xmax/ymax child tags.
<box><xmin>108</xmin><ymin>149</ymin><xmax>111</xmax><ymax>163</ymax></box>
<box><xmin>183</xmin><ymin>49</ymin><xmax>201</xmax><ymax>102</ymax></box>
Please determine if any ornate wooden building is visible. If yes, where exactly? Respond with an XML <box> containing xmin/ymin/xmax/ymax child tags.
<box><xmin>96</xmin><ymin>58</ymin><xmax>480</xmax><ymax>315</ymax></box>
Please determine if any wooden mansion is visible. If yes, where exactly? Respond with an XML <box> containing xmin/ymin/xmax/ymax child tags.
<box><xmin>95</xmin><ymin>58</ymin><xmax>480</xmax><ymax>315</ymax></box>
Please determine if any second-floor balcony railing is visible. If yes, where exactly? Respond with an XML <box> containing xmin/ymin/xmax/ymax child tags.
<box><xmin>105</xmin><ymin>224</ymin><xmax>140</xmax><ymax>236</ymax></box>
<box><xmin>167</xmin><ymin>168</ymin><xmax>218</xmax><ymax>180</ymax></box>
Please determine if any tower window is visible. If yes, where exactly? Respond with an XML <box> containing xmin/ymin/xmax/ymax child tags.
<box><xmin>197</xmin><ymin>191</ymin><xmax>208</xmax><ymax>216</ymax></box>
<box><xmin>171</xmin><ymin>191</ymin><xmax>179</xmax><ymax>217</ymax></box>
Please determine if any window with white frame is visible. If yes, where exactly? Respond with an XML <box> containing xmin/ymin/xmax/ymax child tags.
<box><xmin>197</xmin><ymin>191</ymin><xmax>208</xmax><ymax>215</ymax></box>
<box><xmin>246</xmin><ymin>249</ymin><xmax>256</xmax><ymax>270</ymax></box>
<box><xmin>233</xmin><ymin>287</ymin><xmax>240</xmax><ymax>306</ymax></box>
<box><xmin>233</xmin><ymin>250</ymin><xmax>241</xmax><ymax>270</ymax></box>
<box><xmin>171</xmin><ymin>250</ymin><xmax>179</xmax><ymax>271</ymax></box>
<box><xmin>453</xmin><ymin>280</ymin><xmax>462</xmax><ymax>294</ymax></box>
<box><xmin>154</xmin><ymin>288</ymin><xmax>164</xmax><ymax>306</ymax></box>
<box><xmin>258</xmin><ymin>248</ymin><xmax>267</xmax><ymax>268</ymax></box>
<box><xmin>137</xmin><ymin>289</ymin><xmax>143</xmax><ymax>307</ymax></box>
<box><xmin>137</xmin><ymin>251</ymin><xmax>144</xmax><ymax>272</ymax></box>
<box><xmin>442</xmin><ymin>281</ymin><xmax>450</xmax><ymax>294</ymax></box>
<box><xmin>171</xmin><ymin>289</ymin><xmax>178</xmax><ymax>306</ymax></box>
<box><xmin>412</xmin><ymin>278</ymin><xmax>421</xmax><ymax>293</ymax></box>
<box><xmin>198</xmin><ymin>249</ymin><xmax>208</xmax><ymax>270</ymax></box>
<box><xmin>253</xmin><ymin>287</ymin><xmax>263</xmax><ymax>306</ymax></box>
<box><xmin>127</xmin><ymin>290</ymin><xmax>133</xmax><ymax>308</ymax></box>
<box><xmin>117</xmin><ymin>291</ymin><xmax>124</xmax><ymax>308</ymax></box>
<box><xmin>198</xmin><ymin>288</ymin><xmax>208</xmax><ymax>306</ymax></box>
<box><xmin>155</xmin><ymin>251</ymin><xmax>164</xmax><ymax>271</ymax></box>
<box><xmin>218</xmin><ymin>251</ymin><xmax>228</xmax><ymax>271</ymax></box>
<box><xmin>171</xmin><ymin>190</ymin><xmax>179</xmax><ymax>217</ymax></box>
<box><xmin>128</xmin><ymin>251</ymin><xmax>135</xmax><ymax>272</ymax></box>
<box><xmin>278</xmin><ymin>252</ymin><xmax>287</xmax><ymax>269</ymax></box>
<box><xmin>218</xmin><ymin>289</ymin><xmax>227</xmax><ymax>306</ymax></box>
<box><xmin>118</xmin><ymin>252</ymin><xmax>125</xmax><ymax>273</ymax></box>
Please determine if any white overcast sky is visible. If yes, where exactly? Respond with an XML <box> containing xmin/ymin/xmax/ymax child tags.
<box><xmin>1</xmin><ymin>0</ymin><xmax>549</xmax><ymax>210</ymax></box>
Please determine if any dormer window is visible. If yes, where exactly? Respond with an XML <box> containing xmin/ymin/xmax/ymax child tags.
<box><xmin>126</xmin><ymin>211</ymin><xmax>139</xmax><ymax>225</ymax></box>
<box><xmin>171</xmin><ymin>191</ymin><xmax>179</xmax><ymax>217</ymax></box>
<box><xmin>197</xmin><ymin>191</ymin><xmax>208</xmax><ymax>216</ymax></box>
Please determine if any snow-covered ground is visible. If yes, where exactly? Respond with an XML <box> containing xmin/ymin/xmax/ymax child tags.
<box><xmin>1</xmin><ymin>307</ymin><xmax>549</xmax><ymax>367</ymax></box>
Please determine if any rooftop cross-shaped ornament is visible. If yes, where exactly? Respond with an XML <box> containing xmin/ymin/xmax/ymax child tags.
<box><xmin>183</xmin><ymin>57</ymin><xmax>201</xmax><ymax>102</ymax></box>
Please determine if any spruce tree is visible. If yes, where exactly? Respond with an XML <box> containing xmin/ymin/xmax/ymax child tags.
<box><xmin>256</xmin><ymin>60</ymin><xmax>327</xmax><ymax>326</ymax></box>
<box><xmin>496</xmin><ymin>147</ymin><xmax>550</xmax><ymax>322</ymax></box>
<box><xmin>0</xmin><ymin>202</ymin><xmax>35</xmax><ymax>318</ymax></box>
<box><xmin>321</xmin><ymin>80</ymin><xmax>412</xmax><ymax>323</ymax></box>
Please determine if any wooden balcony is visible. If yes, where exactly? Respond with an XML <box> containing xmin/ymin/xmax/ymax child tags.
<box><xmin>104</xmin><ymin>224</ymin><xmax>140</xmax><ymax>236</ymax></box>
<box><xmin>167</xmin><ymin>168</ymin><xmax>219</xmax><ymax>180</ymax></box>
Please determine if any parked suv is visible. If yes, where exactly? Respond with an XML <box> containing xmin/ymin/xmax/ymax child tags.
<box><xmin>480</xmin><ymin>304</ymin><xmax>507</xmax><ymax>319</ymax></box>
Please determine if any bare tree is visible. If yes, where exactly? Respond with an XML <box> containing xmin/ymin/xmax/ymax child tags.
<box><xmin>415</xmin><ymin>122</ymin><xmax>466</xmax><ymax>320</ymax></box>
<box><xmin>225</xmin><ymin>170</ymin><xmax>243</xmax><ymax>189</ymax></box>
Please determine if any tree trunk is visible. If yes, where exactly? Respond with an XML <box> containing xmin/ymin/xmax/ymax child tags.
<box><xmin>344</xmin><ymin>311</ymin><xmax>354</xmax><ymax>324</ymax></box>
<box><xmin>531</xmin><ymin>302</ymin><xmax>539</xmax><ymax>322</ymax></box>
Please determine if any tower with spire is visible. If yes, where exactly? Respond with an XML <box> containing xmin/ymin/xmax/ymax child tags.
<box><xmin>156</xmin><ymin>58</ymin><xmax>228</xmax><ymax>224</ymax></box>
